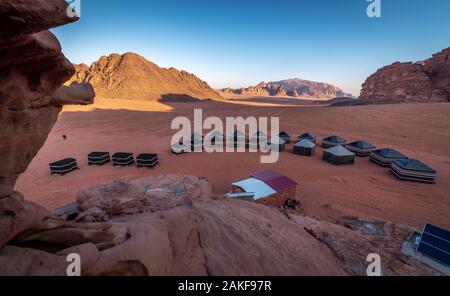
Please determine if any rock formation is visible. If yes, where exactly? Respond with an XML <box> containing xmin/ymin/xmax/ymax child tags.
<box><xmin>67</xmin><ymin>53</ymin><xmax>223</xmax><ymax>101</ymax></box>
<box><xmin>4</xmin><ymin>174</ymin><xmax>435</xmax><ymax>276</ymax></box>
<box><xmin>0</xmin><ymin>0</ymin><xmax>123</xmax><ymax>274</ymax></box>
<box><xmin>0</xmin><ymin>0</ymin><xmax>444</xmax><ymax>276</ymax></box>
<box><xmin>220</xmin><ymin>78</ymin><xmax>353</xmax><ymax>99</ymax></box>
<box><xmin>359</xmin><ymin>47</ymin><xmax>450</xmax><ymax>103</ymax></box>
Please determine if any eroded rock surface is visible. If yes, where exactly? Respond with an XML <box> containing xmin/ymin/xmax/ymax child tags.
<box><xmin>359</xmin><ymin>47</ymin><xmax>450</xmax><ymax>103</ymax></box>
<box><xmin>45</xmin><ymin>175</ymin><xmax>443</xmax><ymax>276</ymax></box>
<box><xmin>0</xmin><ymin>0</ymin><xmax>102</xmax><ymax>258</ymax></box>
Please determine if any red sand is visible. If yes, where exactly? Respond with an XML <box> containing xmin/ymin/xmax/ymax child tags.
<box><xmin>15</xmin><ymin>99</ymin><xmax>450</xmax><ymax>229</ymax></box>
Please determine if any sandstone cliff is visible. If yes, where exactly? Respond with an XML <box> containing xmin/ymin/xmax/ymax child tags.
<box><xmin>220</xmin><ymin>78</ymin><xmax>353</xmax><ymax>99</ymax></box>
<box><xmin>67</xmin><ymin>53</ymin><xmax>223</xmax><ymax>101</ymax></box>
<box><xmin>359</xmin><ymin>47</ymin><xmax>450</xmax><ymax>103</ymax></box>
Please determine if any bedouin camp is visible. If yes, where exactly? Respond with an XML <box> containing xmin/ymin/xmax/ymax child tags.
<box><xmin>112</xmin><ymin>152</ymin><xmax>135</xmax><ymax>167</ymax></box>
<box><xmin>49</xmin><ymin>158</ymin><xmax>79</xmax><ymax>175</ymax></box>
<box><xmin>322</xmin><ymin>145</ymin><xmax>355</xmax><ymax>166</ymax></box>
<box><xmin>391</xmin><ymin>159</ymin><xmax>437</xmax><ymax>183</ymax></box>
<box><xmin>204</xmin><ymin>130</ymin><xmax>224</xmax><ymax>148</ymax></box>
<box><xmin>171</xmin><ymin>140</ymin><xmax>189</xmax><ymax>155</ymax></box>
<box><xmin>370</xmin><ymin>148</ymin><xmax>408</xmax><ymax>167</ymax></box>
<box><xmin>247</xmin><ymin>131</ymin><xmax>268</xmax><ymax>150</ymax></box>
<box><xmin>189</xmin><ymin>132</ymin><xmax>204</xmax><ymax>152</ymax></box>
<box><xmin>136</xmin><ymin>153</ymin><xmax>160</xmax><ymax>168</ymax></box>
<box><xmin>278</xmin><ymin>131</ymin><xmax>292</xmax><ymax>144</ymax></box>
<box><xmin>297</xmin><ymin>132</ymin><xmax>317</xmax><ymax>143</ymax></box>
<box><xmin>267</xmin><ymin>136</ymin><xmax>286</xmax><ymax>152</ymax></box>
<box><xmin>321</xmin><ymin>135</ymin><xmax>347</xmax><ymax>148</ymax></box>
<box><xmin>88</xmin><ymin>152</ymin><xmax>111</xmax><ymax>166</ymax></box>
<box><xmin>228</xmin><ymin>129</ymin><xmax>246</xmax><ymax>148</ymax></box>
<box><xmin>345</xmin><ymin>140</ymin><xmax>377</xmax><ymax>157</ymax></box>
<box><xmin>293</xmin><ymin>138</ymin><xmax>316</xmax><ymax>157</ymax></box>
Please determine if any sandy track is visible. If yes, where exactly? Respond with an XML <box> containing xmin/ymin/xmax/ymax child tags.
<box><xmin>15</xmin><ymin>99</ymin><xmax>450</xmax><ymax>229</ymax></box>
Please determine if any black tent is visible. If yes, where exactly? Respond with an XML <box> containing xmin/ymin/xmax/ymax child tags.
<box><xmin>322</xmin><ymin>145</ymin><xmax>355</xmax><ymax>166</ymax></box>
<box><xmin>298</xmin><ymin>132</ymin><xmax>317</xmax><ymax>143</ymax></box>
<box><xmin>171</xmin><ymin>140</ymin><xmax>189</xmax><ymax>154</ymax></box>
<box><xmin>345</xmin><ymin>140</ymin><xmax>376</xmax><ymax>157</ymax></box>
<box><xmin>228</xmin><ymin>129</ymin><xmax>246</xmax><ymax>148</ymax></box>
<box><xmin>267</xmin><ymin>136</ymin><xmax>286</xmax><ymax>152</ymax></box>
<box><xmin>278</xmin><ymin>131</ymin><xmax>292</xmax><ymax>144</ymax></box>
<box><xmin>88</xmin><ymin>152</ymin><xmax>111</xmax><ymax>166</ymax></box>
<box><xmin>391</xmin><ymin>159</ymin><xmax>436</xmax><ymax>183</ymax></box>
<box><xmin>247</xmin><ymin>131</ymin><xmax>267</xmax><ymax>150</ymax></box>
<box><xmin>204</xmin><ymin>130</ymin><xmax>224</xmax><ymax>148</ymax></box>
<box><xmin>293</xmin><ymin>139</ymin><xmax>316</xmax><ymax>157</ymax></box>
<box><xmin>190</xmin><ymin>132</ymin><xmax>204</xmax><ymax>152</ymax></box>
<box><xmin>370</xmin><ymin>148</ymin><xmax>408</xmax><ymax>167</ymax></box>
<box><xmin>49</xmin><ymin>158</ymin><xmax>79</xmax><ymax>175</ymax></box>
<box><xmin>137</xmin><ymin>153</ymin><xmax>159</xmax><ymax>168</ymax></box>
<box><xmin>112</xmin><ymin>152</ymin><xmax>135</xmax><ymax>167</ymax></box>
<box><xmin>321</xmin><ymin>135</ymin><xmax>347</xmax><ymax>148</ymax></box>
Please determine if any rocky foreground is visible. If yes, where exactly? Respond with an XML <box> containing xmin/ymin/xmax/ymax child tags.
<box><xmin>1</xmin><ymin>174</ymin><xmax>442</xmax><ymax>276</ymax></box>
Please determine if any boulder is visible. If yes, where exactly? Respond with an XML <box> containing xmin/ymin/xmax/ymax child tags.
<box><xmin>75</xmin><ymin>207</ymin><xmax>108</xmax><ymax>223</ymax></box>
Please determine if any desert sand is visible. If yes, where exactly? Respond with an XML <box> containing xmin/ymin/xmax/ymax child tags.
<box><xmin>16</xmin><ymin>98</ymin><xmax>450</xmax><ymax>229</ymax></box>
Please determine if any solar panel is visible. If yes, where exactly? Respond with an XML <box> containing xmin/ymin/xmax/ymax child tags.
<box><xmin>417</xmin><ymin>224</ymin><xmax>450</xmax><ymax>266</ymax></box>
<box><xmin>424</xmin><ymin>224</ymin><xmax>450</xmax><ymax>242</ymax></box>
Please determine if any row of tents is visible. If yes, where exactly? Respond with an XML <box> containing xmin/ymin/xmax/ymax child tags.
<box><xmin>172</xmin><ymin>130</ymin><xmax>317</xmax><ymax>154</ymax></box>
<box><xmin>171</xmin><ymin>130</ymin><xmax>436</xmax><ymax>184</ymax></box>
<box><xmin>49</xmin><ymin>152</ymin><xmax>159</xmax><ymax>175</ymax></box>
<box><xmin>293</xmin><ymin>133</ymin><xmax>436</xmax><ymax>183</ymax></box>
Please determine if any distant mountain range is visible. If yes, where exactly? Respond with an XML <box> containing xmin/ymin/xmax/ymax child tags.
<box><xmin>219</xmin><ymin>78</ymin><xmax>354</xmax><ymax>99</ymax></box>
<box><xmin>66</xmin><ymin>52</ymin><xmax>222</xmax><ymax>101</ymax></box>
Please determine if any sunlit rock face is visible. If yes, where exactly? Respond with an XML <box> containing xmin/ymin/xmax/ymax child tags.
<box><xmin>360</xmin><ymin>47</ymin><xmax>450</xmax><ymax>103</ymax></box>
<box><xmin>0</xmin><ymin>0</ymin><xmax>94</xmax><ymax>250</ymax></box>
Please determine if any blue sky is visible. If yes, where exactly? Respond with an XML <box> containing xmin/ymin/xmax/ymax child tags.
<box><xmin>53</xmin><ymin>0</ymin><xmax>450</xmax><ymax>95</ymax></box>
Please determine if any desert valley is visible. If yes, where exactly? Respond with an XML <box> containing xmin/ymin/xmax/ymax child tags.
<box><xmin>1</xmin><ymin>0</ymin><xmax>450</xmax><ymax>278</ymax></box>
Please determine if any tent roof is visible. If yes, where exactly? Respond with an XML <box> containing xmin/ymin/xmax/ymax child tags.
<box><xmin>250</xmin><ymin>170</ymin><xmax>298</xmax><ymax>192</ymax></box>
<box><xmin>299</xmin><ymin>132</ymin><xmax>316</xmax><ymax>139</ymax></box>
<box><xmin>252</xmin><ymin>130</ymin><xmax>267</xmax><ymax>137</ymax></box>
<box><xmin>392</xmin><ymin>159</ymin><xmax>436</xmax><ymax>173</ymax></box>
<box><xmin>231</xmin><ymin>129</ymin><xmax>245</xmax><ymax>136</ymax></box>
<box><xmin>372</xmin><ymin>148</ymin><xmax>407</xmax><ymax>159</ymax></box>
<box><xmin>189</xmin><ymin>132</ymin><xmax>203</xmax><ymax>139</ymax></box>
<box><xmin>268</xmin><ymin>136</ymin><xmax>286</xmax><ymax>145</ymax></box>
<box><xmin>324</xmin><ymin>145</ymin><xmax>355</xmax><ymax>156</ymax></box>
<box><xmin>279</xmin><ymin>131</ymin><xmax>291</xmax><ymax>137</ymax></box>
<box><xmin>232</xmin><ymin>178</ymin><xmax>276</xmax><ymax>200</ymax></box>
<box><xmin>206</xmin><ymin>130</ymin><xmax>224</xmax><ymax>137</ymax></box>
<box><xmin>294</xmin><ymin>139</ymin><xmax>316</xmax><ymax>148</ymax></box>
<box><xmin>347</xmin><ymin>140</ymin><xmax>376</xmax><ymax>149</ymax></box>
<box><xmin>323</xmin><ymin>135</ymin><xmax>346</xmax><ymax>143</ymax></box>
